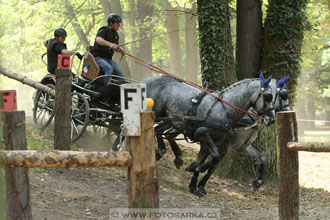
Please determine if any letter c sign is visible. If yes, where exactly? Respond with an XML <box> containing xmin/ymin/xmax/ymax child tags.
<box><xmin>57</xmin><ymin>54</ymin><xmax>71</xmax><ymax>70</ymax></box>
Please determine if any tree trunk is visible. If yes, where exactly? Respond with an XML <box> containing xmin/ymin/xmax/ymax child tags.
<box><xmin>258</xmin><ymin>0</ymin><xmax>307</xmax><ymax>181</ymax></box>
<box><xmin>128</xmin><ymin>0</ymin><xmax>138</xmax><ymax>77</ymax></box>
<box><xmin>99</xmin><ymin>0</ymin><xmax>111</xmax><ymax>23</ymax></box>
<box><xmin>135</xmin><ymin>0</ymin><xmax>153</xmax><ymax>80</ymax></box>
<box><xmin>217</xmin><ymin>124</ymin><xmax>278</xmax><ymax>182</ymax></box>
<box><xmin>261</xmin><ymin>0</ymin><xmax>307</xmax><ymax>102</ymax></box>
<box><xmin>185</xmin><ymin>2</ymin><xmax>199</xmax><ymax>84</ymax></box>
<box><xmin>216</xmin><ymin>0</ymin><xmax>265</xmax><ymax>181</ymax></box>
<box><xmin>110</xmin><ymin>0</ymin><xmax>131</xmax><ymax>78</ymax></box>
<box><xmin>236</xmin><ymin>0</ymin><xmax>263</xmax><ymax>80</ymax></box>
<box><xmin>197</xmin><ymin>0</ymin><xmax>236</xmax><ymax>90</ymax></box>
<box><xmin>64</xmin><ymin>0</ymin><xmax>90</xmax><ymax>48</ymax></box>
<box><xmin>217</xmin><ymin>0</ymin><xmax>308</xmax><ymax>182</ymax></box>
<box><xmin>306</xmin><ymin>97</ymin><xmax>315</xmax><ymax>129</ymax></box>
<box><xmin>165</xmin><ymin>0</ymin><xmax>182</xmax><ymax>77</ymax></box>
<box><xmin>294</xmin><ymin>97</ymin><xmax>306</xmax><ymax>133</ymax></box>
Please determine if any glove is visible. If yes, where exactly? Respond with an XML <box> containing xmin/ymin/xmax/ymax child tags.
<box><xmin>76</xmin><ymin>52</ymin><xmax>83</xmax><ymax>60</ymax></box>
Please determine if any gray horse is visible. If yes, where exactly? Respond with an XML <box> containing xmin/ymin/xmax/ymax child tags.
<box><xmin>143</xmin><ymin>74</ymin><xmax>276</xmax><ymax>196</ymax></box>
<box><xmin>184</xmin><ymin>76</ymin><xmax>290</xmax><ymax>196</ymax></box>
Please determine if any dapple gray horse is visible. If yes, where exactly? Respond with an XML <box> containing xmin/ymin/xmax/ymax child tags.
<box><xmin>184</xmin><ymin>76</ymin><xmax>290</xmax><ymax>196</ymax></box>
<box><xmin>142</xmin><ymin>74</ymin><xmax>276</xmax><ymax>196</ymax></box>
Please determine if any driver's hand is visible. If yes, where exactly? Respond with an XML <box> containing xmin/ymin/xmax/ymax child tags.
<box><xmin>115</xmin><ymin>47</ymin><xmax>124</xmax><ymax>53</ymax></box>
<box><xmin>111</xmin><ymin>44</ymin><xmax>122</xmax><ymax>52</ymax></box>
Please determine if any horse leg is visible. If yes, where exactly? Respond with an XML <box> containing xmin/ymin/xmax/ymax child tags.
<box><xmin>156</xmin><ymin>133</ymin><xmax>166</xmax><ymax>160</ymax></box>
<box><xmin>165</xmin><ymin>129</ymin><xmax>183</xmax><ymax>169</ymax></box>
<box><xmin>154</xmin><ymin>122</ymin><xmax>170</xmax><ymax>160</ymax></box>
<box><xmin>237</xmin><ymin>145</ymin><xmax>265</xmax><ymax>190</ymax></box>
<box><xmin>188</xmin><ymin>171</ymin><xmax>200</xmax><ymax>195</ymax></box>
<box><xmin>196</xmin><ymin>144</ymin><xmax>229</xmax><ymax>197</ymax></box>
<box><xmin>185</xmin><ymin>146</ymin><xmax>209</xmax><ymax>172</ymax></box>
<box><xmin>189</xmin><ymin>128</ymin><xmax>225</xmax><ymax>197</ymax></box>
<box><xmin>194</xmin><ymin>128</ymin><xmax>224</xmax><ymax>174</ymax></box>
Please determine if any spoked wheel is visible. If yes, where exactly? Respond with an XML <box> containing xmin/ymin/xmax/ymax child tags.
<box><xmin>71</xmin><ymin>92</ymin><xmax>90</xmax><ymax>142</ymax></box>
<box><xmin>33</xmin><ymin>83</ymin><xmax>55</xmax><ymax>129</ymax></box>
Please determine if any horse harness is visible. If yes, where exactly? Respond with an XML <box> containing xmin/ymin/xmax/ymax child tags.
<box><xmin>182</xmin><ymin>87</ymin><xmax>271</xmax><ymax>142</ymax></box>
<box><xmin>182</xmin><ymin>91</ymin><xmax>233</xmax><ymax>142</ymax></box>
<box><xmin>274</xmin><ymin>87</ymin><xmax>289</xmax><ymax>111</ymax></box>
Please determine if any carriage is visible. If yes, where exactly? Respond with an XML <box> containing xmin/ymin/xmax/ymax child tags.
<box><xmin>33</xmin><ymin>49</ymin><xmax>137</xmax><ymax>146</ymax></box>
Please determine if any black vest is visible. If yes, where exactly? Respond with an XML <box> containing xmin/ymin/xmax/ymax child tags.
<box><xmin>92</xmin><ymin>26</ymin><xmax>119</xmax><ymax>59</ymax></box>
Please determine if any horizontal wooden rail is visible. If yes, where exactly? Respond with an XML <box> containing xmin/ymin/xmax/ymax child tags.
<box><xmin>287</xmin><ymin>142</ymin><xmax>330</xmax><ymax>152</ymax></box>
<box><xmin>0</xmin><ymin>150</ymin><xmax>131</xmax><ymax>168</ymax></box>
<box><xmin>0</xmin><ymin>65</ymin><xmax>55</xmax><ymax>96</ymax></box>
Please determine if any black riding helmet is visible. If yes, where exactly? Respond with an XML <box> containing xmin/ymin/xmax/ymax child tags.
<box><xmin>107</xmin><ymin>13</ymin><xmax>121</xmax><ymax>25</ymax></box>
<box><xmin>54</xmin><ymin>27</ymin><xmax>67</xmax><ymax>38</ymax></box>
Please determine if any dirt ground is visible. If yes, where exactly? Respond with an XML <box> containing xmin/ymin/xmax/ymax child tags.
<box><xmin>23</xmin><ymin>120</ymin><xmax>330</xmax><ymax>220</ymax></box>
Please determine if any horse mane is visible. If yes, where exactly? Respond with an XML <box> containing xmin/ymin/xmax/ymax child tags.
<box><xmin>215</xmin><ymin>78</ymin><xmax>259</xmax><ymax>95</ymax></box>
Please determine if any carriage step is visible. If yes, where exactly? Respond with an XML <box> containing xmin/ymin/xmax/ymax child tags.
<box><xmin>72</xmin><ymin>83</ymin><xmax>100</xmax><ymax>99</ymax></box>
<box><xmin>89</xmin><ymin>108</ymin><xmax>122</xmax><ymax>115</ymax></box>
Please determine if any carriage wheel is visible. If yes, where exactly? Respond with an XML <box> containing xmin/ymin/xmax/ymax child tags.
<box><xmin>33</xmin><ymin>84</ymin><xmax>55</xmax><ymax>129</ymax></box>
<box><xmin>70</xmin><ymin>92</ymin><xmax>90</xmax><ymax>142</ymax></box>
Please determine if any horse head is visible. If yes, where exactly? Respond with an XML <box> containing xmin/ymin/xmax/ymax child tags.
<box><xmin>274</xmin><ymin>76</ymin><xmax>290</xmax><ymax>111</ymax></box>
<box><xmin>251</xmin><ymin>73</ymin><xmax>276</xmax><ymax>125</ymax></box>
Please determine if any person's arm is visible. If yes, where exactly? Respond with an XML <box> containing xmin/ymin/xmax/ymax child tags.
<box><xmin>61</xmin><ymin>49</ymin><xmax>83</xmax><ymax>59</ymax></box>
<box><xmin>43</xmin><ymin>40</ymin><xmax>49</xmax><ymax>48</ymax></box>
<box><xmin>60</xmin><ymin>49</ymin><xmax>76</xmax><ymax>55</ymax></box>
<box><xmin>95</xmin><ymin>36</ymin><xmax>120</xmax><ymax>50</ymax></box>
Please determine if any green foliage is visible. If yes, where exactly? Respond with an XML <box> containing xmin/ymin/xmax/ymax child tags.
<box><xmin>0</xmin><ymin>0</ymin><xmax>195</xmax><ymax>82</ymax></box>
<box><xmin>262</xmin><ymin>0</ymin><xmax>311</xmax><ymax>102</ymax></box>
<box><xmin>197</xmin><ymin>0</ymin><xmax>235</xmax><ymax>90</ymax></box>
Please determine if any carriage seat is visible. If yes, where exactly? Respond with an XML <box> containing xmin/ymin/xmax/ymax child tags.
<box><xmin>81</xmin><ymin>46</ymin><xmax>104</xmax><ymax>81</ymax></box>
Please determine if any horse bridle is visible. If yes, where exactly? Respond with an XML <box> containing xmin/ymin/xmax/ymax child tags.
<box><xmin>274</xmin><ymin>86</ymin><xmax>289</xmax><ymax>111</ymax></box>
<box><xmin>251</xmin><ymin>87</ymin><xmax>274</xmax><ymax>116</ymax></box>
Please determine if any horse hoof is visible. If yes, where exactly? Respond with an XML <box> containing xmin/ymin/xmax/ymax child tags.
<box><xmin>155</xmin><ymin>149</ymin><xmax>166</xmax><ymax>161</ymax></box>
<box><xmin>156</xmin><ymin>153</ymin><xmax>162</xmax><ymax>161</ymax></box>
<box><xmin>198</xmin><ymin>187</ymin><xmax>207</xmax><ymax>196</ymax></box>
<box><xmin>189</xmin><ymin>187</ymin><xmax>197</xmax><ymax>194</ymax></box>
<box><xmin>251</xmin><ymin>179</ymin><xmax>263</xmax><ymax>191</ymax></box>
<box><xmin>173</xmin><ymin>158</ymin><xmax>183</xmax><ymax>170</ymax></box>
<box><xmin>194</xmin><ymin>189</ymin><xmax>206</xmax><ymax>198</ymax></box>
<box><xmin>185</xmin><ymin>162</ymin><xmax>198</xmax><ymax>172</ymax></box>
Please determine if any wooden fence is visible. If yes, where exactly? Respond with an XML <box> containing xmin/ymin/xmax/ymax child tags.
<box><xmin>276</xmin><ymin>111</ymin><xmax>330</xmax><ymax>220</ymax></box>
<box><xmin>0</xmin><ymin>111</ymin><xmax>158</xmax><ymax>220</ymax></box>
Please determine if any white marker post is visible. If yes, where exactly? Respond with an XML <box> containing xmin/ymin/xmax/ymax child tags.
<box><xmin>120</xmin><ymin>83</ymin><xmax>147</xmax><ymax>136</ymax></box>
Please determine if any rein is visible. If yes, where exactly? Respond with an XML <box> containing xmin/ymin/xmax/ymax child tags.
<box><xmin>121</xmin><ymin>50</ymin><xmax>264</xmax><ymax>120</ymax></box>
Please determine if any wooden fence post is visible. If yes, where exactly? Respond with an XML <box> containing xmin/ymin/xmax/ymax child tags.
<box><xmin>1</xmin><ymin>111</ymin><xmax>32</xmax><ymax>220</ymax></box>
<box><xmin>127</xmin><ymin>111</ymin><xmax>159</xmax><ymax>208</ymax></box>
<box><xmin>54</xmin><ymin>69</ymin><xmax>72</xmax><ymax>150</ymax></box>
<box><xmin>277</xmin><ymin>111</ymin><xmax>299</xmax><ymax>220</ymax></box>
<box><xmin>0</xmin><ymin>94</ymin><xmax>5</xmax><ymax>219</ymax></box>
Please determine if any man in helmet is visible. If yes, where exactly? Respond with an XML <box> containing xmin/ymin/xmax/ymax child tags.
<box><xmin>92</xmin><ymin>13</ymin><xmax>125</xmax><ymax>85</ymax></box>
<box><xmin>43</xmin><ymin>27</ymin><xmax>83</xmax><ymax>74</ymax></box>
